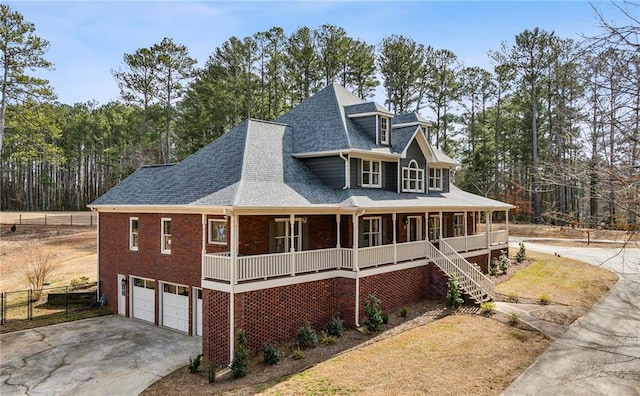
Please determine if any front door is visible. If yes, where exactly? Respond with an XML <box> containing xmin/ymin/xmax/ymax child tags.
<box><xmin>117</xmin><ymin>274</ymin><xmax>126</xmax><ymax>316</ymax></box>
<box><xmin>408</xmin><ymin>216</ymin><xmax>422</xmax><ymax>241</ymax></box>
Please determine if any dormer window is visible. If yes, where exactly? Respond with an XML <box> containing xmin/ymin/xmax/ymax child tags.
<box><xmin>361</xmin><ymin>159</ymin><xmax>381</xmax><ymax>188</ymax></box>
<box><xmin>379</xmin><ymin>116</ymin><xmax>389</xmax><ymax>145</ymax></box>
<box><xmin>402</xmin><ymin>160</ymin><xmax>425</xmax><ymax>193</ymax></box>
<box><xmin>429</xmin><ymin>168</ymin><xmax>443</xmax><ymax>191</ymax></box>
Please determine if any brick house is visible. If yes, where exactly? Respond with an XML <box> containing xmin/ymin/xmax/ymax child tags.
<box><xmin>90</xmin><ymin>84</ymin><xmax>513</xmax><ymax>365</ymax></box>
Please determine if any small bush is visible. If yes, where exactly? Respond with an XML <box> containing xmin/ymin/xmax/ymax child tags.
<box><xmin>319</xmin><ymin>332</ymin><xmax>338</xmax><ymax>345</ymax></box>
<box><xmin>446</xmin><ymin>275</ymin><xmax>464</xmax><ymax>308</ymax></box>
<box><xmin>188</xmin><ymin>353</ymin><xmax>202</xmax><ymax>373</ymax></box>
<box><xmin>262</xmin><ymin>343</ymin><xmax>282</xmax><ymax>366</ymax></box>
<box><xmin>324</xmin><ymin>313</ymin><xmax>344</xmax><ymax>337</ymax></box>
<box><xmin>70</xmin><ymin>277</ymin><xmax>81</xmax><ymax>290</ymax></box>
<box><xmin>507</xmin><ymin>311</ymin><xmax>520</xmax><ymax>326</ymax></box>
<box><xmin>208</xmin><ymin>364</ymin><xmax>217</xmax><ymax>383</ymax></box>
<box><xmin>230</xmin><ymin>329</ymin><xmax>249</xmax><ymax>378</ymax></box>
<box><xmin>480</xmin><ymin>301</ymin><xmax>496</xmax><ymax>315</ymax></box>
<box><xmin>381</xmin><ymin>312</ymin><xmax>389</xmax><ymax>325</ymax></box>
<box><xmin>507</xmin><ymin>291</ymin><xmax>519</xmax><ymax>303</ymax></box>
<box><xmin>516</xmin><ymin>242</ymin><xmax>526</xmax><ymax>263</ymax></box>
<box><xmin>399</xmin><ymin>306</ymin><xmax>409</xmax><ymax>318</ymax></box>
<box><xmin>292</xmin><ymin>348</ymin><xmax>304</xmax><ymax>360</ymax></box>
<box><xmin>10</xmin><ymin>224</ymin><xmax>16</xmax><ymax>232</ymax></box>
<box><xmin>363</xmin><ymin>294</ymin><xmax>384</xmax><ymax>332</ymax></box>
<box><xmin>296</xmin><ymin>321</ymin><xmax>318</xmax><ymax>348</ymax></box>
<box><xmin>538</xmin><ymin>293</ymin><xmax>551</xmax><ymax>305</ymax></box>
<box><xmin>489</xmin><ymin>259</ymin><xmax>498</xmax><ymax>276</ymax></box>
<box><xmin>498</xmin><ymin>250</ymin><xmax>509</xmax><ymax>274</ymax></box>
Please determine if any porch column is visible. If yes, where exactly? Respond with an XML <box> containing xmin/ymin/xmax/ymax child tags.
<box><xmin>289</xmin><ymin>214</ymin><xmax>296</xmax><ymax>276</ymax></box>
<box><xmin>336</xmin><ymin>214</ymin><xmax>341</xmax><ymax>249</ymax></box>
<box><xmin>392</xmin><ymin>213</ymin><xmax>397</xmax><ymax>264</ymax></box>
<box><xmin>439</xmin><ymin>211</ymin><xmax>443</xmax><ymax>240</ymax></box>
<box><xmin>486</xmin><ymin>210</ymin><xmax>491</xmax><ymax>249</ymax></box>
<box><xmin>229</xmin><ymin>213</ymin><xmax>239</xmax><ymax>363</ymax></box>
<box><xmin>464</xmin><ymin>211</ymin><xmax>468</xmax><ymax>251</ymax></box>
<box><xmin>353</xmin><ymin>213</ymin><xmax>361</xmax><ymax>327</ymax></box>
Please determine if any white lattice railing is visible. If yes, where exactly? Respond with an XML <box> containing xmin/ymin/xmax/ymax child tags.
<box><xmin>358</xmin><ymin>245</ymin><xmax>395</xmax><ymax>268</ymax></box>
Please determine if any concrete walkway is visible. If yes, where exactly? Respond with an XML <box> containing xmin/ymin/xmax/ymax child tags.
<box><xmin>0</xmin><ymin>315</ymin><xmax>201</xmax><ymax>396</ymax></box>
<box><xmin>502</xmin><ymin>241</ymin><xmax>640</xmax><ymax>396</ymax></box>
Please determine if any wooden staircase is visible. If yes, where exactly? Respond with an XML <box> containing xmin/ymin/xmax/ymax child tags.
<box><xmin>426</xmin><ymin>240</ymin><xmax>495</xmax><ymax>303</ymax></box>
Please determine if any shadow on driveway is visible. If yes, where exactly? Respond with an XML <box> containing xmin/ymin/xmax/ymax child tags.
<box><xmin>1</xmin><ymin>315</ymin><xmax>201</xmax><ymax>395</ymax></box>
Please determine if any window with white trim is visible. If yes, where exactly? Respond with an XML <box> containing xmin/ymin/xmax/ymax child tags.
<box><xmin>453</xmin><ymin>213</ymin><xmax>465</xmax><ymax>237</ymax></box>
<box><xmin>361</xmin><ymin>159</ymin><xmax>381</xmax><ymax>188</ymax></box>
<box><xmin>129</xmin><ymin>217</ymin><xmax>139</xmax><ymax>251</ymax></box>
<box><xmin>362</xmin><ymin>217</ymin><xmax>382</xmax><ymax>247</ymax></box>
<box><xmin>161</xmin><ymin>218</ymin><xmax>172</xmax><ymax>254</ymax></box>
<box><xmin>428</xmin><ymin>215</ymin><xmax>440</xmax><ymax>241</ymax></box>
<box><xmin>429</xmin><ymin>167</ymin><xmax>443</xmax><ymax>191</ymax></box>
<box><xmin>402</xmin><ymin>160</ymin><xmax>425</xmax><ymax>193</ymax></box>
<box><xmin>274</xmin><ymin>218</ymin><xmax>302</xmax><ymax>253</ymax></box>
<box><xmin>379</xmin><ymin>116</ymin><xmax>389</xmax><ymax>144</ymax></box>
<box><xmin>208</xmin><ymin>219</ymin><xmax>227</xmax><ymax>245</ymax></box>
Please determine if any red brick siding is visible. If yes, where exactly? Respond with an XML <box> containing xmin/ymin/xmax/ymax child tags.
<box><xmin>238</xmin><ymin>216</ymin><xmax>269</xmax><ymax>255</ymax></box>
<box><xmin>467</xmin><ymin>254</ymin><xmax>489</xmax><ymax>273</ymax></box>
<box><xmin>424</xmin><ymin>262</ymin><xmax>449</xmax><ymax>300</ymax></box>
<box><xmin>307</xmin><ymin>215</ymin><xmax>337</xmax><ymax>250</ymax></box>
<box><xmin>359</xmin><ymin>267</ymin><xmax>427</xmax><ymax>321</ymax></box>
<box><xmin>340</xmin><ymin>215</ymin><xmax>353</xmax><ymax>248</ymax></box>
<box><xmin>98</xmin><ymin>212</ymin><xmax>202</xmax><ymax>331</ymax></box>
<box><xmin>202</xmin><ymin>289</ymin><xmax>230</xmax><ymax>365</ymax></box>
<box><xmin>234</xmin><ymin>280</ymin><xmax>340</xmax><ymax>356</ymax></box>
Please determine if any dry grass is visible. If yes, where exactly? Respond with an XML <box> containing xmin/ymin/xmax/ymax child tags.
<box><xmin>260</xmin><ymin>315</ymin><xmax>549</xmax><ymax>396</ymax></box>
<box><xmin>496</xmin><ymin>250</ymin><xmax>618</xmax><ymax>306</ymax></box>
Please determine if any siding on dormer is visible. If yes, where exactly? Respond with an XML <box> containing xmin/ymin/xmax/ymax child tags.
<box><xmin>384</xmin><ymin>161</ymin><xmax>397</xmax><ymax>192</ymax></box>
<box><xmin>351</xmin><ymin>116</ymin><xmax>377</xmax><ymax>143</ymax></box>
<box><xmin>302</xmin><ymin>156</ymin><xmax>346</xmax><ymax>189</ymax></box>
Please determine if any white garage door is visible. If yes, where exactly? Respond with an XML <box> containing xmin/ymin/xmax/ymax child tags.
<box><xmin>162</xmin><ymin>283</ymin><xmax>189</xmax><ymax>332</ymax></box>
<box><xmin>195</xmin><ymin>288</ymin><xmax>203</xmax><ymax>336</ymax></box>
<box><xmin>132</xmin><ymin>278</ymin><xmax>155</xmax><ymax>323</ymax></box>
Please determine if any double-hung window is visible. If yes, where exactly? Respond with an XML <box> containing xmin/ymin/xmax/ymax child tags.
<box><xmin>428</xmin><ymin>215</ymin><xmax>441</xmax><ymax>241</ymax></box>
<box><xmin>361</xmin><ymin>159</ymin><xmax>381</xmax><ymax>188</ymax></box>
<box><xmin>274</xmin><ymin>218</ymin><xmax>302</xmax><ymax>253</ymax></box>
<box><xmin>208</xmin><ymin>219</ymin><xmax>227</xmax><ymax>245</ymax></box>
<box><xmin>129</xmin><ymin>217</ymin><xmax>139</xmax><ymax>251</ymax></box>
<box><xmin>429</xmin><ymin>168</ymin><xmax>443</xmax><ymax>191</ymax></box>
<box><xmin>453</xmin><ymin>213</ymin><xmax>465</xmax><ymax>237</ymax></box>
<box><xmin>362</xmin><ymin>217</ymin><xmax>382</xmax><ymax>247</ymax></box>
<box><xmin>379</xmin><ymin>116</ymin><xmax>389</xmax><ymax>144</ymax></box>
<box><xmin>161</xmin><ymin>218</ymin><xmax>172</xmax><ymax>254</ymax></box>
<box><xmin>402</xmin><ymin>160</ymin><xmax>425</xmax><ymax>193</ymax></box>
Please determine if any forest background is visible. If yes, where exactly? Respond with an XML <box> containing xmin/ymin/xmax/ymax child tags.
<box><xmin>1</xmin><ymin>1</ymin><xmax>638</xmax><ymax>228</ymax></box>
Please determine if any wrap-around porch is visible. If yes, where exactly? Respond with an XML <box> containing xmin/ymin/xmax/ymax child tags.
<box><xmin>203</xmin><ymin>210</ymin><xmax>509</xmax><ymax>283</ymax></box>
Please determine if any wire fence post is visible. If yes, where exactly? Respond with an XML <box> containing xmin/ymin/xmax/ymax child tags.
<box><xmin>28</xmin><ymin>289</ymin><xmax>33</xmax><ymax>320</ymax></box>
<box><xmin>65</xmin><ymin>286</ymin><xmax>69</xmax><ymax>314</ymax></box>
<box><xmin>0</xmin><ymin>292</ymin><xmax>4</xmax><ymax>325</ymax></box>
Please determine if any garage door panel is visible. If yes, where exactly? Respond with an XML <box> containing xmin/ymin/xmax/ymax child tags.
<box><xmin>162</xmin><ymin>284</ymin><xmax>189</xmax><ymax>332</ymax></box>
<box><xmin>132</xmin><ymin>278</ymin><xmax>155</xmax><ymax>323</ymax></box>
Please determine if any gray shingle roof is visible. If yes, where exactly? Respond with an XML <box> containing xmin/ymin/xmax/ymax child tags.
<box><xmin>392</xmin><ymin>111</ymin><xmax>430</xmax><ymax>126</ymax></box>
<box><xmin>344</xmin><ymin>102</ymin><xmax>391</xmax><ymax>116</ymax></box>
<box><xmin>391</xmin><ymin>125</ymin><xmax>418</xmax><ymax>154</ymax></box>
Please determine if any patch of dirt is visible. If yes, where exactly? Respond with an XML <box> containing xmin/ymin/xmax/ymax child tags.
<box><xmin>0</xmin><ymin>225</ymin><xmax>96</xmax><ymax>292</ymax></box>
<box><xmin>529</xmin><ymin>306</ymin><xmax>588</xmax><ymax>326</ymax></box>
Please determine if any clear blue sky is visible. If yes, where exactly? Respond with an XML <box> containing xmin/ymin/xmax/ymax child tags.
<box><xmin>6</xmin><ymin>1</ymin><xmax>622</xmax><ymax>106</ymax></box>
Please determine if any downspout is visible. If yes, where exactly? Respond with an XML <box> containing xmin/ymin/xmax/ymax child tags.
<box><xmin>94</xmin><ymin>209</ymin><xmax>100</xmax><ymax>300</ymax></box>
<box><xmin>201</xmin><ymin>213</ymin><xmax>206</xmax><ymax>337</ymax></box>
<box><xmin>339</xmin><ymin>152</ymin><xmax>349</xmax><ymax>189</ymax></box>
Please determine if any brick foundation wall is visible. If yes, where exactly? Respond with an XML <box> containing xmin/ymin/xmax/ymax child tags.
<box><xmin>234</xmin><ymin>279</ymin><xmax>340</xmax><ymax>356</ymax></box>
<box><xmin>467</xmin><ymin>254</ymin><xmax>489</xmax><ymax>273</ymax></box>
<box><xmin>98</xmin><ymin>212</ymin><xmax>202</xmax><ymax>331</ymax></box>
<box><xmin>202</xmin><ymin>289</ymin><xmax>230</xmax><ymax>365</ymax></box>
<box><xmin>359</xmin><ymin>266</ymin><xmax>427</xmax><ymax>322</ymax></box>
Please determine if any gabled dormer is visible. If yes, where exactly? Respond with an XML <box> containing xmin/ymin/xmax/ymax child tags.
<box><xmin>392</xmin><ymin>111</ymin><xmax>433</xmax><ymax>142</ymax></box>
<box><xmin>344</xmin><ymin>102</ymin><xmax>394</xmax><ymax>146</ymax></box>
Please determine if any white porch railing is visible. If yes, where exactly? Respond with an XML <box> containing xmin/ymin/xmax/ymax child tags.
<box><xmin>439</xmin><ymin>240</ymin><xmax>495</xmax><ymax>301</ymax></box>
<box><xmin>203</xmin><ymin>254</ymin><xmax>232</xmax><ymax>282</ymax></box>
<box><xmin>442</xmin><ymin>234</ymin><xmax>487</xmax><ymax>252</ymax></box>
<box><xmin>396</xmin><ymin>240</ymin><xmax>428</xmax><ymax>262</ymax></box>
<box><xmin>358</xmin><ymin>244</ymin><xmax>395</xmax><ymax>268</ymax></box>
<box><xmin>490</xmin><ymin>230</ymin><xmax>509</xmax><ymax>245</ymax></box>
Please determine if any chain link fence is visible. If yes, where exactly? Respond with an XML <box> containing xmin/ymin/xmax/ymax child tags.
<box><xmin>0</xmin><ymin>282</ymin><xmax>100</xmax><ymax>325</ymax></box>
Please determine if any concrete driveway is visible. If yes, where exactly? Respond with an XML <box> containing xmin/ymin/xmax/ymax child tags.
<box><xmin>503</xmin><ymin>240</ymin><xmax>640</xmax><ymax>396</ymax></box>
<box><xmin>1</xmin><ymin>315</ymin><xmax>201</xmax><ymax>395</ymax></box>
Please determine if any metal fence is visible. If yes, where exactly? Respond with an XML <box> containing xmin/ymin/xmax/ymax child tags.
<box><xmin>0</xmin><ymin>282</ymin><xmax>99</xmax><ymax>325</ymax></box>
<box><xmin>0</xmin><ymin>212</ymin><xmax>97</xmax><ymax>226</ymax></box>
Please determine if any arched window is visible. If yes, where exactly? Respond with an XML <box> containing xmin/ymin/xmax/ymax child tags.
<box><xmin>402</xmin><ymin>160</ymin><xmax>424</xmax><ymax>193</ymax></box>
